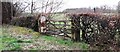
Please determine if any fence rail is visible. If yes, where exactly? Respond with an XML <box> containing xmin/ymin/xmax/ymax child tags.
<box><xmin>45</xmin><ymin>20</ymin><xmax>71</xmax><ymax>37</ymax></box>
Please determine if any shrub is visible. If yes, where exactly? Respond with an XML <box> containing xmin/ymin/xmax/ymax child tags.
<box><xmin>10</xmin><ymin>16</ymin><xmax>38</xmax><ymax>32</ymax></box>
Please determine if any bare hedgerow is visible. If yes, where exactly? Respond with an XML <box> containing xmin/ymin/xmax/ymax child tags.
<box><xmin>69</xmin><ymin>14</ymin><xmax>120</xmax><ymax>50</ymax></box>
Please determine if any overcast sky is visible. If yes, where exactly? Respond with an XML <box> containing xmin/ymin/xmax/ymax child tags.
<box><xmin>60</xmin><ymin>0</ymin><xmax>120</xmax><ymax>11</ymax></box>
<box><xmin>9</xmin><ymin>0</ymin><xmax>120</xmax><ymax>12</ymax></box>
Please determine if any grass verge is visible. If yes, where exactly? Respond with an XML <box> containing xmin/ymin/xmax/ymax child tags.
<box><xmin>41</xmin><ymin>35</ymin><xmax>89</xmax><ymax>50</ymax></box>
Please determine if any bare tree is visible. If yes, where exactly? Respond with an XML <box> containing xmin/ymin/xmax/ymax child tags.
<box><xmin>13</xmin><ymin>0</ymin><xmax>63</xmax><ymax>17</ymax></box>
<box><xmin>13</xmin><ymin>0</ymin><xmax>31</xmax><ymax>17</ymax></box>
<box><xmin>34</xmin><ymin>0</ymin><xmax>63</xmax><ymax>14</ymax></box>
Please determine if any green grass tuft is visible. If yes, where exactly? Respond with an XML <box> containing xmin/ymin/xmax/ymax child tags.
<box><xmin>41</xmin><ymin>35</ymin><xmax>89</xmax><ymax>49</ymax></box>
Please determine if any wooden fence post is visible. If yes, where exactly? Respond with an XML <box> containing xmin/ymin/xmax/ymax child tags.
<box><xmin>71</xmin><ymin>14</ymin><xmax>80</xmax><ymax>42</ymax></box>
<box><xmin>38</xmin><ymin>18</ymin><xmax>41</xmax><ymax>33</ymax></box>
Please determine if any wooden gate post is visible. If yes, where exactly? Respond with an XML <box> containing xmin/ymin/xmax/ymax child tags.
<box><xmin>37</xmin><ymin>14</ymin><xmax>41</xmax><ymax>33</ymax></box>
<box><xmin>71</xmin><ymin>14</ymin><xmax>80</xmax><ymax>42</ymax></box>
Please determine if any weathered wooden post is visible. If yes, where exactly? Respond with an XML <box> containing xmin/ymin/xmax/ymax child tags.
<box><xmin>63</xmin><ymin>21</ymin><xmax>66</xmax><ymax>39</ymax></box>
<box><xmin>38</xmin><ymin>13</ymin><xmax>48</xmax><ymax>34</ymax></box>
<box><xmin>71</xmin><ymin>14</ymin><xmax>80</xmax><ymax>42</ymax></box>
<box><xmin>81</xmin><ymin>15</ymin><xmax>87</xmax><ymax>41</ymax></box>
<box><xmin>38</xmin><ymin>14</ymin><xmax>41</xmax><ymax>33</ymax></box>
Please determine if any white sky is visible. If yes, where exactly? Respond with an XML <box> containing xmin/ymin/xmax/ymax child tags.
<box><xmin>10</xmin><ymin>0</ymin><xmax>120</xmax><ymax>12</ymax></box>
<box><xmin>60</xmin><ymin>0</ymin><xmax>120</xmax><ymax>11</ymax></box>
